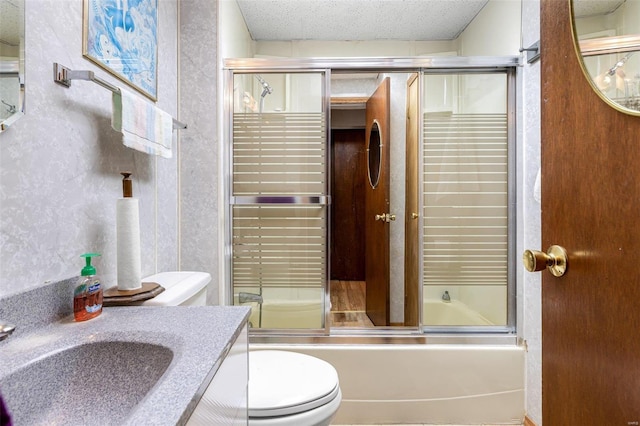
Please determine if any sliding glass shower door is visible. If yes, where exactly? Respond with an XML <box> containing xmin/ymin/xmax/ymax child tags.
<box><xmin>225</xmin><ymin>58</ymin><xmax>518</xmax><ymax>336</ymax></box>
<box><xmin>421</xmin><ymin>71</ymin><xmax>514</xmax><ymax>329</ymax></box>
<box><xmin>229</xmin><ymin>71</ymin><xmax>329</xmax><ymax>331</ymax></box>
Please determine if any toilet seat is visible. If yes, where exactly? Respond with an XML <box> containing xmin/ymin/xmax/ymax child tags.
<box><xmin>249</xmin><ymin>350</ymin><xmax>340</xmax><ymax>418</ymax></box>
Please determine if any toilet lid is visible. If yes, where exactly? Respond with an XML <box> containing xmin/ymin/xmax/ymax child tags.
<box><xmin>248</xmin><ymin>350</ymin><xmax>340</xmax><ymax>418</ymax></box>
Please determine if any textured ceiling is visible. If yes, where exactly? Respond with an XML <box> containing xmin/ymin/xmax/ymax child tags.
<box><xmin>236</xmin><ymin>0</ymin><xmax>490</xmax><ymax>41</ymax></box>
<box><xmin>572</xmin><ymin>0</ymin><xmax>625</xmax><ymax>17</ymax></box>
<box><xmin>0</xmin><ymin>0</ymin><xmax>22</xmax><ymax>48</ymax></box>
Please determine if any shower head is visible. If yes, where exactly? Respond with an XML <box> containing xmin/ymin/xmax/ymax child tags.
<box><xmin>255</xmin><ymin>75</ymin><xmax>273</xmax><ymax>98</ymax></box>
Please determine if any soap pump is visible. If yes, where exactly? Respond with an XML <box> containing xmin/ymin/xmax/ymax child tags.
<box><xmin>73</xmin><ymin>253</ymin><xmax>103</xmax><ymax>322</ymax></box>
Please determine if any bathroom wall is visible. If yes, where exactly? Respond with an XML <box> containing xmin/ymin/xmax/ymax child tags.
<box><xmin>220</xmin><ymin>0</ymin><xmax>254</xmax><ymax>60</ymax></box>
<box><xmin>519</xmin><ymin>0</ymin><xmax>542</xmax><ymax>423</ymax></box>
<box><xmin>0</xmin><ymin>0</ymin><xmax>179</xmax><ymax>297</ymax></box>
<box><xmin>458</xmin><ymin>0</ymin><xmax>522</xmax><ymax>56</ymax></box>
<box><xmin>174</xmin><ymin>0</ymin><xmax>253</xmax><ymax>306</ymax></box>
<box><xmin>179</xmin><ymin>0</ymin><xmax>220</xmax><ymax>304</ymax></box>
<box><xmin>387</xmin><ymin>72</ymin><xmax>411</xmax><ymax>324</ymax></box>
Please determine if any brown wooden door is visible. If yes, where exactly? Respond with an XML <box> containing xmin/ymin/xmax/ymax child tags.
<box><xmin>541</xmin><ymin>1</ymin><xmax>640</xmax><ymax>423</ymax></box>
<box><xmin>404</xmin><ymin>73</ymin><xmax>420</xmax><ymax>327</ymax></box>
<box><xmin>365</xmin><ymin>77</ymin><xmax>391</xmax><ymax>326</ymax></box>
<box><xmin>330</xmin><ymin>129</ymin><xmax>366</xmax><ymax>281</ymax></box>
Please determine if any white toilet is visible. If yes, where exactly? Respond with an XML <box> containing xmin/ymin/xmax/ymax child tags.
<box><xmin>141</xmin><ymin>271</ymin><xmax>342</xmax><ymax>426</ymax></box>
<box><xmin>248</xmin><ymin>350</ymin><xmax>342</xmax><ymax>426</ymax></box>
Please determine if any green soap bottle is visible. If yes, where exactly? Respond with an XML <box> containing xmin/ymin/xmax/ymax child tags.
<box><xmin>73</xmin><ymin>253</ymin><xmax>103</xmax><ymax>322</ymax></box>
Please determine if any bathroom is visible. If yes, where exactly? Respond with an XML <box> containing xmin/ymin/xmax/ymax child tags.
<box><xmin>1</xmin><ymin>0</ymin><xmax>639</xmax><ymax>424</ymax></box>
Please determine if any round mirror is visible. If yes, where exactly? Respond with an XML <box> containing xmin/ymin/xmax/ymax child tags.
<box><xmin>571</xmin><ymin>0</ymin><xmax>640</xmax><ymax>115</ymax></box>
<box><xmin>367</xmin><ymin>119</ymin><xmax>382</xmax><ymax>189</ymax></box>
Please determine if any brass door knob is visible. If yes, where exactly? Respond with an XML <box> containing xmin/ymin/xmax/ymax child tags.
<box><xmin>375</xmin><ymin>213</ymin><xmax>396</xmax><ymax>223</ymax></box>
<box><xmin>523</xmin><ymin>245</ymin><xmax>568</xmax><ymax>277</ymax></box>
<box><xmin>411</xmin><ymin>212</ymin><xmax>419</xmax><ymax>219</ymax></box>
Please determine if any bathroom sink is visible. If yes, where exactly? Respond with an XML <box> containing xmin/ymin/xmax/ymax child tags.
<box><xmin>0</xmin><ymin>294</ymin><xmax>249</xmax><ymax>425</ymax></box>
<box><xmin>0</xmin><ymin>340</ymin><xmax>173</xmax><ymax>425</ymax></box>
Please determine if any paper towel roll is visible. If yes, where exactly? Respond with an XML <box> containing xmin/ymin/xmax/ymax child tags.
<box><xmin>116</xmin><ymin>198</ymin><xmax>142</xmax><ymax>290</ymax></box>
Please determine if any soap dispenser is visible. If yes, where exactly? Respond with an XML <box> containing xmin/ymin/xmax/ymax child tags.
<box><xmin>74</xmin><ymin>253</ymin><xmax>103</xmax><ymax>322</ymax></box>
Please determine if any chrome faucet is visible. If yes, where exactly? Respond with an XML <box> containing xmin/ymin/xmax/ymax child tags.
<box><xmin>238</xmin><ymin>292</ymin><xmax>264</xmax><ymax>328</ymax></box>
<box><xmin>239</xmin><ymin>292</ymin><xmax>263</xmax><ymax>304</ymax></box>
<box><xmin>0</xmin><ymin>322</ymin><xmax>16</xmax><ymax>341</ymax></box>
<box><xmin>442</xmin><ymin>291</ymin><xmax>451</xmax><ymax>303</ymax></box>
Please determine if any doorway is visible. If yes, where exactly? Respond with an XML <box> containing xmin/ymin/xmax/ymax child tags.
<box><xmin>224</xmin><ymin>58</ymin><xmax>518</xmax><ymax>335</ymax></box>
<box><xmin>330</xmin><ymin>74</ymin><xmax>392</xmax><ymax>328</ymax></box>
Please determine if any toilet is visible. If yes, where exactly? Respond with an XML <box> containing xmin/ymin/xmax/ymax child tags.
<box><xmin>248</xmin><ymin>350</ymin><xmax>342</xmax><ymax>426</ymax></box>
<box><xmin>141</xmin><ymin>271</ymin><xmax>342</xmax><ymax>426</ymax></box>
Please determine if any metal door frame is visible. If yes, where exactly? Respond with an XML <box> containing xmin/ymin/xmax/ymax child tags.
<box><xmin>222</xmin><ymin>56</ymin><xmax>519</xmax><ymax>337</ymax></box>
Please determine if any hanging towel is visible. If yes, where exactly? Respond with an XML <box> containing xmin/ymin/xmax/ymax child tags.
<box><xmin>111</xmin><ymin>89</ymin><xmax>173</xmax><ymax>158</ymax></box>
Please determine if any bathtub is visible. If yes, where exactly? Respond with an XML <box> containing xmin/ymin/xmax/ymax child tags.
<box><xmin>247</xmin><ymin>300</ymin><xmax>323</xmax><ymax>328</ymax></box>
<box><xmin>238</xmin><ymin>287</ymin><xmax>324</xmax><ymax>329</ymax></box>
<box><xmin>243</xmin><ymin>297</ymin><xmax>494</xmax><ymax>329</ymax></box>
<box><xmin>423</xmin><ymin>298</ymin><xmax>494</xmax><ymax>326</ymax></box>
<box><xmin>246</xmin><ymin>296</ymin><xmax>523</xmax><ymax>423</ymax></box>
<box><xmin>250</xmin><ymin>342</ymin><xmax>525</xmax><ymax>425</ymax></box>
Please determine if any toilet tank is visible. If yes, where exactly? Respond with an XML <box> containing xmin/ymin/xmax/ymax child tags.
<box><xmin>141</xmin><ymin>271</ymin><xmax>210</xmax><ymax>306</ymax></box>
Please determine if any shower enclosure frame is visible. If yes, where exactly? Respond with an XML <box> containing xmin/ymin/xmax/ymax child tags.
<box><xmin>223</xmin><ymin>56</ymin><xmax>520</xmax><ymax>340</ymax></box>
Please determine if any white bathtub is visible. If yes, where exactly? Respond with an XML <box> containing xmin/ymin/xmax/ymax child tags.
<box><xmin>250</xmin><ymin>343</ymin><xmax>525</xmax><ymax>425</ymax></box>
<box><xmin>423</xmin><ymin>298</ymin><xmax>494</xmax><ymax>326</ymax></box>
<box><xmin>246</xmin><ymin>297</ymin><xmax>523</xmax><ymax>423</ymax></box>
<box><xmin>238</xmin><ymin>287</ymin><xmax>324</xmax><ymax>328</ymax></box>
<box><xmin>243</xmin><ymin>297</ymin><xmax>494</xmax><ymax>329</ymax></box>
<box><xmin>247</xmin><ymin>300</ymin><xmax>323</xmax><ymax>328</ymax></box>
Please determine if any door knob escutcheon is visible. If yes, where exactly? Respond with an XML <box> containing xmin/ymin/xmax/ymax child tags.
<box><xmin>523</xmin><ymin>245</ymin><xmax>568</xmax><ymax>277</ymax></box>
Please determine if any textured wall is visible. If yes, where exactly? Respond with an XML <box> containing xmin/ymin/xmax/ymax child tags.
<box><xmin>520</xmin><ymin>0</ymin><xmax>542</xmax><ymax>423</ymax></box>
<box><xmin>179</xmin><ymin>0</ymin><xmax>220</xmax><ymax>304</ymax></box>
<box><xmin>0</xmin><ymin>0</ymin><xmax>179</xmax><ymax>297</ymax></box>
<box><xmin>387</xmin><ymin>73</ymin><xmax>409</xmax><ymax>325</ymax></box>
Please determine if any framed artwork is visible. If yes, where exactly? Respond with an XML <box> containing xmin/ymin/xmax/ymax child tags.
<box><xmin>83</xmin><ymin>0</ymin><xmax>158</xmax><ymax>100</ymax></box>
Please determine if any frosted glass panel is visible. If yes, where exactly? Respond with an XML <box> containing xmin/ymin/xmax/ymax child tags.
<box><xmin>231</xmin><ymin>72</ymin><xmax>327</xmax><ymax>330</ymax></box>
<box><xmin>233</xmin><ymin>112</ymin><xmax>326</xmax><ymax>195</ymax></box>
<box><xmin>422</xmin><ymin>73</ymin><xmax>508</xmax><ymax>327</ymax></box>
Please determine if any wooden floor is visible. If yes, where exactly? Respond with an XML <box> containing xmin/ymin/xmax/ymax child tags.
<box><xmin>330</xmin><ymin>280</ymin><xmax>375</xmax><ymax>327</ymax></box>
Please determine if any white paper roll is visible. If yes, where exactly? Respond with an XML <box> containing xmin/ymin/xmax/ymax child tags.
<box><xmin>116</xmin><ymin>198</ymin><xmax>142</xmax><ymax>290</ymax></box>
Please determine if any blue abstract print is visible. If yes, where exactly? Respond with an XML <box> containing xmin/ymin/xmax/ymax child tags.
<box><xmin>86</xmin><ymin>0</ymin><xmax>157</xmax><ymax>99</ymax></box>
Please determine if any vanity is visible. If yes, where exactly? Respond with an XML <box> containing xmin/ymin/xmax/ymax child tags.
<box><xmin>0</xmin><ymin>279</ymin><xmax>250</xmax><ymax>425</ymax></box>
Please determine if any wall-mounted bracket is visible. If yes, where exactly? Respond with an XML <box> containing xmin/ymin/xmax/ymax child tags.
<box><xmin>54</xmin><ymin>63</ymin><xmax>118</xmax><ymax>92</ymax></box>
<box><xmin>520</xmin><ymin>40</ymin><xmax>540</xmax><ymax>64</ymax></box>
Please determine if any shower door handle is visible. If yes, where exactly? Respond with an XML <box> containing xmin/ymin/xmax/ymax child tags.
<box><xmin>523</xmin><ymin>245</ymin><xmax>568</xmax><ymax>277</ymax></box>
<box><xmin>231</xmin><ymin>195</ymin><xmax>331</xmax><ymax>205</ymax></box>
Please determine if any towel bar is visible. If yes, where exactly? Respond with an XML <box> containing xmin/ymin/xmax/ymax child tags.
<box><xmin>53</xmin><ymin>63</ymin><xmax>187</xmax><ymax>130</ymax></box>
